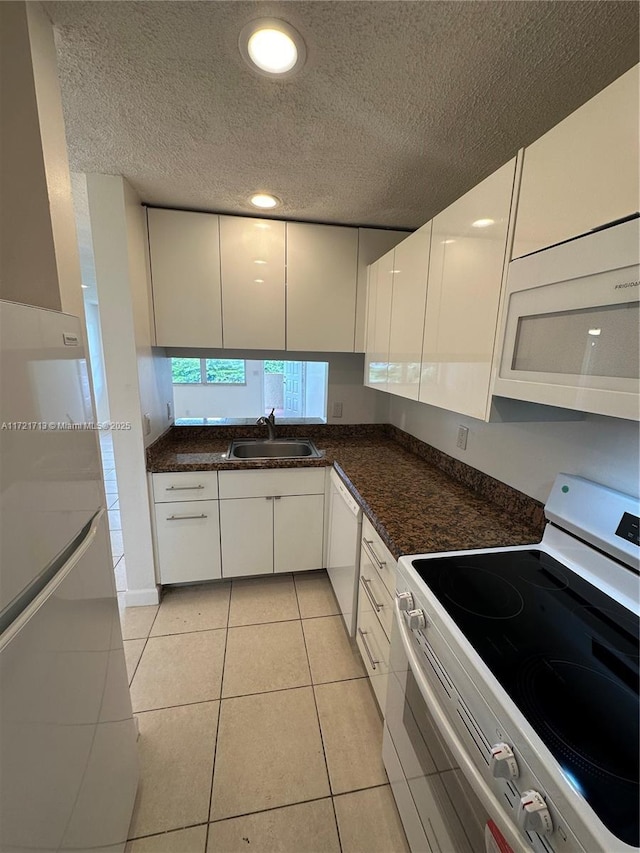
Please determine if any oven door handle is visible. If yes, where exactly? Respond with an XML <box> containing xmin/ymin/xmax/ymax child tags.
<box><xmin>394</xmin><ymin>600</ymin><xmax>530</xmax><ymax>853</ymax></box>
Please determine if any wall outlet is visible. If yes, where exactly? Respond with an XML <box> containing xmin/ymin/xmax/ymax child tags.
<box><xmin>332</xmin><ymin>401</ymin><xmax>343</xmax><ymax>418</ymax></box>
<box><xmin>167</xmin><ymin>402</ymin><xmax>172</xmax><ymax>422</ymax></box>
<box><xmin>143</xmin><ymin>413</ymin><xmax>151</xmax><ymax>436</ymax></box>
<box><xmin>456</xmin><ymin>425</ymin><xmax>469</xmax><ymax>450</ymax></box>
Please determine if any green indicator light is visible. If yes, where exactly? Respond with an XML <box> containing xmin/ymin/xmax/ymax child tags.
<box><xmin>561</xmin><ymin>485</ymin><xmax>569</xmax><ymax>493</ymax></box>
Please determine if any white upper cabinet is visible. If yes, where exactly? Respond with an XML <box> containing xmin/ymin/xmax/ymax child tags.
<box><xmin>219</xmin><ymin>216</ymin><xmax>285</xmax><ymax>349</ymax></box>
<box><xmin>365</xmin><ymin>249</ymin><xmax>394</xmax><ymax>392</ymax></box>
<box><xmin>286</xmin><ymin>222</ymin><xmax>359</xmax><ymax>352</ymax></box>
<box><xmin>419</xmin><ymin>158</ymin><xmax>517</xmax><ymax>420</ymax></box>
<box><xmin>355</xmin><ymin>228</ymin><xmax>410</xmax><ymax>352</ymax></box>
<box><xmin>147</xmin><ymin>208</ymin><xmax>222</xmax><ymax>348</ymax></box>
<box><xmin>387</xmin><ymin>223</ymin><xmax>431</xmax><ymax>401</ymax></box>
<box><xmin>364</xmin><ymin>258</ymin><xmax>379</xmax><ymax>389</ymax></box>
<box><xmin>513</xmin><ymin>64</ymin><xmax>640</xmax><ymax>259</ymax></box>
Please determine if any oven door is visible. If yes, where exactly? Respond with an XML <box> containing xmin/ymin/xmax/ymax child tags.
<box><xmin>383</xmin><ymin>601</ymin><xmax>529</xmax><ymax>853</ymax></box>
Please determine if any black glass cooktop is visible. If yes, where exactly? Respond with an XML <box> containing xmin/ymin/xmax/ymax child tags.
<box><xmin>412</xmin><ymin>549</ymin><xmax>639</xmax><ymax>847</ymax></box>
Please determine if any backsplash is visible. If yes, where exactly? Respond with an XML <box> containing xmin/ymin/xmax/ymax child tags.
<box><xmin>386</xmin><ymin>424</ymin><xmax>546</xmax><ymax>532</ymax></box>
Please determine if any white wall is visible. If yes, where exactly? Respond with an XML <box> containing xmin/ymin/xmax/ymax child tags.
<box><xmin>84</xmin><ymin>301</ymin><xmax>110</xmax><ymax>423</ymax></box>
<box><xmin>169</xmin><ymin>349</ymin><xmax>385</xmax><ymax>424</ymax></box>
<box><xmin>85</xmin><ymin>174</ymin><xmax>161</xmax><ymax>606</ymax></box>
<box><xmin>387</xmin><ymin>394</ymin><xmax>640</xmax><ymax>502</ymax></box>
<box><xmin>0</xmin><ymin>1</ymin><xmax>82</xmax><ymax>316</ymax></box>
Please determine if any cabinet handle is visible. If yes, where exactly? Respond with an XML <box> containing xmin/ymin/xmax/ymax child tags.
<box><xmin>362</xmin><ymin>538</ymin><xmax>386</xmax><ymax>571</ymax></box>
<box><xmin>264</xmin><ymin>496</ymin><xmax>281</xmax><ymax>500</ymax></box>
<box><xmin>165</xmin><ymin>484</ymin><xmax>205</xmax><ymax>491</ymax></box>
<box><xmin>166</xmin><ymin>513</ymin><xmax>208</xmax><ymax>520</ymax></box>
<box><xmin>358</xmin><ymin>628</ymin><xmax>379</xmax><ymax>670</ymax></box>
<box><xmin>360</xmin><ymin>576</ymin><xmax>383</xmax><ymax>612</ymax></box>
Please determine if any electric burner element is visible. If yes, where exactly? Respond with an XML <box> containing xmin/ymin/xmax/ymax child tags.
<box><xmin>440</xmin><ymin>566</ymin><xmax>524</xmax><ymax>619</ymax></box>
<box><xmin>520</xmin><ymin>658</ymin><xmax>638</xmax><ymax>783</ymax></box>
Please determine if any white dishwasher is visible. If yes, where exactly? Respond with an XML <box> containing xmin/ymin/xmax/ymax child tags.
<box><xmin>326</xmin><ymin>468</ymin><xmax>362</xmax><ymax>636</ymax></box>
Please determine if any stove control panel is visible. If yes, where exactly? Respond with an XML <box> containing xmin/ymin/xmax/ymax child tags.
<box><xmin>490</xmin><ymin>742</ymin><xmax>519</xmax><ymax>779</ymax></box>
<box><xmin>615</xmin><ymin>511</ymin><xmax>639</xmax><ymax>547</ymax></box>
<box><xmin>405</xmin><ymin>609</ymin><xmax>426</xmax><ymax>630</ymax></box>
<box><xmin>396</xmin><ymin>591</ymin><xmax>414</xmax><ymax>611</ymax></box>
<box><xmin>518</xmin><ymin>790</ymin><xmax>553</xmax><ymax>835</ymax></box>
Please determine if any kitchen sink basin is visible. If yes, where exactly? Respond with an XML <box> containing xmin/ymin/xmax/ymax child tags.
<box><xmin>226</xmin><ymin>438</ymin><xmax>322</xmax><ymax>460</ymax></box>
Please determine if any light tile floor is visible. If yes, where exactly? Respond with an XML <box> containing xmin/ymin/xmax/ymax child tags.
<box><xmin>122</xmin><ymin>571</ymin><xmax>409</xmax><ymax>853</ymax></box>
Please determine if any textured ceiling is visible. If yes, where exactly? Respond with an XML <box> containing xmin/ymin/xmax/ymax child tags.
<box><xmin>46</xmin><ymin>1</ymin><xmax>638</xmax><ymax>230</ymax></box>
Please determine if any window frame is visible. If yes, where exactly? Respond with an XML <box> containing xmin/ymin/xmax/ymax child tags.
<box><xmin>171</xmin><ymin>357</ymin><xmax>247</xmax><ymax>386</ymax></box>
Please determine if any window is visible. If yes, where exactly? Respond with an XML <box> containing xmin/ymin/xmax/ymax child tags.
<box><xmin>171</xmin><ymin>358</ymin><xmax>329</xmax><ymax>422</ymax></box>
<box><xmin>171</xmin><ymin>358</ymin><xmax>246</xmax><ymax>384</ymax></box>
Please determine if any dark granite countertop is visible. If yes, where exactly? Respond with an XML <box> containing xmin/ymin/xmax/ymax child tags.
<box><xmin>146</xmin><ymin>424</ymin><xmax>545</xmax><ymax>559</ymax></box>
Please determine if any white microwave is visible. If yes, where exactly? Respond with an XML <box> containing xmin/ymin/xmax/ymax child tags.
<box><xmin>493</xmin><ymin>217</ymin><xmax>639</xmax><ymax>420</ymax></box>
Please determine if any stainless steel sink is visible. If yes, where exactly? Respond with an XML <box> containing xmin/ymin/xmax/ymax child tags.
<box><xmin>226</xmin><ymin>438</ymin><xmax>322</xmax><ymax>460</ymax></box>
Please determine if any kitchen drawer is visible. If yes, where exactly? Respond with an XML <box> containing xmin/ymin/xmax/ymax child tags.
<box><xmin>153</xmin><ymin>471</ymin><xmax>218</xmax><ymax>503</ymax></box>
<box><xmin>356</xmin><ymin>589</ymin><xmax>390</xmax><ymax>714</ymax></box>
<box><xmin>359</xmin><ymin>550</ymin><xmax>393</xmax><ymax>640</ymax></box>
<box><xmin>362</xmin><ymin>516</ymin><xmax>397</xmax><ymax>599</ymax></box>
<box><xmin>154</xmin><ymin>500</ymin><xmax>222</xmax><ymax>584</ymax></box>
<box><xmin>218</xmin><ymin>467</ymin><xmax>325</xmax><ymax>499</ymax></box>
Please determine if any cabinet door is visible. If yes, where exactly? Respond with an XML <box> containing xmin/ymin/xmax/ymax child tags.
<box><xmin>368</xmin><ymin>249</ymin><xmax>394</xmax><ymax>392</ymax></box>
<box><xmin>274</xmin><ymin>494</ymin><xmax>324</xmax><ymax>574</ymax></box>
<box><xmin>219</xmin><ymin>216</ymin><xmax>285</xmax><ymax>349</ymax></box>
<box><xmin>153</xmin><ymin>471</ymin><xmax>218</xmax><ymax>503</ymax></box>
<box><xmin>154</xmin><ymin>500</ymin><xmax>221</xmax><ymax>584</ymax></box>
<box><xmin>419</xmin><ymin>159</ymin><xmax>516</xmax><ymax>420</ymax></box>
<box><xmin>286</xmin><ymin>222</ymin><xmax>359</xmax><ymax>351</ymax></box>
<box><xmin>356</xmin><ymin>569</ymin><xmax>390</xmax><ymax>713</ymax></box>
<box><xmin>387</xmin><ymin>225</ymin><xmax>431</xmax><ymax>401</ymax></box>
<box><xmin>147</xmin><ymin>209</ymin><xmax>222</xmax><ymax>347</ymax></box>
<box><xmin>364</xmin><ymin>259</ymin><xmax>379</xmax><ymax>389</ymax></box>
<box><xmin>513</xmin><ymin>65</ymin><xmax>639</xmax><ymax>259</ymax></box>
<box><xmin>219</xmin><ymin>497</ymin><xmax>273</xmax><ymax>578</ymax></box>
<box><xmin>355</xmin><ymin>228</ymin><xmax>410</xmax><ymax>351</ymax></box>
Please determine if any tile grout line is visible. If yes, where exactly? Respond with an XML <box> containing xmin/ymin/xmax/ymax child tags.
<box><xmin>127</xmin><ymin>781</ymin><xmax>396</xmax><ymax>845</ymax></box>
<box><xmin>293</xmin><ymin>578</ymin><xmax>344</xmax><ymax>853</ymax></box>
<box><xmin>130</xmin><ymin>675</ymin><xmax>369</xmax><ymax>717</ymax></box>
<box><xmin>204</xmin><ymin>584</ymin><xmax>232</xmax><ymax>851</ymax></box>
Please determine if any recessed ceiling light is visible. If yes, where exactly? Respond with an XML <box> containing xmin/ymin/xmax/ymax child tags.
<box><xmin>588</xmin><ymin>328</ymin><xmax>602</xmax><ymax>336</ymax></box>
<box><xmin>441</xmin><ymin>239</ymin><xmax>456</xmax><ymax>245</ymax></box>
<box><xmin>254</xmin><ymin>279</ymin><xmax>265</xmax><ymax>284</ymax></box>
<box><xmin>250</xmin><ymin>193</ymin><xmax>280</xmax><ymax>209</ymax></box>
<box><xmin>254</xmin><ymin>259</ymin><xmax>267</xmax><ymax>265</ymax></box>
<box><xmin>81</xmin><ymin>284</ymin><xmax>89</xmax><ymax>289</ymax></box>
<box><xmin>239</xmin><ymin>19</ymin><xmax>306</xmax><ymax>78</ymax></box>
<box><xmin>472</xmin><ymin>218</ymin><xmax>495</xmax><ymax>228</ymax></box>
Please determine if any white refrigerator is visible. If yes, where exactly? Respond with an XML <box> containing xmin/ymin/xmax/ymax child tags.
<box><xmin>0</xmin><ymin>301</ymin><xmax>138</xmax><ymax>852</ymax></box>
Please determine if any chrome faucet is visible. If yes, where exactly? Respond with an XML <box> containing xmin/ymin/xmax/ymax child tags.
<box><xmin>256</xmin><ymin>408</ymin><xmax>276</xmax><ymax>440</ymax></box>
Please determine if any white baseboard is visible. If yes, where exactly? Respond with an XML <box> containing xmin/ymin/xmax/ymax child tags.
<box><xmin>122</xmin><ymin>586</ymin><xmax>160</xmax><ymax>607</ymax></box>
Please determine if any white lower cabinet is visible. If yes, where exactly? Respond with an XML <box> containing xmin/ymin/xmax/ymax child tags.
<box><xmin>274</xmin><ymin>494</ymin><xmax>324</xmax><ymax>574</ymax></box>
<box><xmin>218</xmin><ymin>468</ymin><xmax>325</xmax><ymax>579</ymax></box>
<box><xmin>154</xmin><ymin>499</ymin><xmax>222</xmax><ymax>584</ymax></box>
<box><xmin>151</xmin><ymin>472</ymin><xmax>222</xmax><ymax>584</ymax></box>
<box><xmin>357</xmin><ymin>516</ymin><xmax>397</xmax><ymax>714</ymax></box>
<box><xmin>219</xmin><ymin>497</ymin><xmax>274</xmax><ymax>578</ymax></box>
